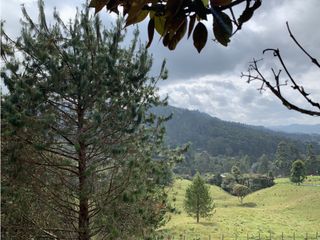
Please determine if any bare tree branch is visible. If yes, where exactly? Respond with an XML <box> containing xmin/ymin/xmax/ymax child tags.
<box><xmin>242</xmin><ymin>22</ymin><xmax>320</xmax><ymax>116</ymax></box>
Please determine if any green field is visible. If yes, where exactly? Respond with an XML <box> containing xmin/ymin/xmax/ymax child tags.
<box><xmin>159</xmin><ymin>176</ymin><xmax>320</xmax><ymax>239</ymax></box>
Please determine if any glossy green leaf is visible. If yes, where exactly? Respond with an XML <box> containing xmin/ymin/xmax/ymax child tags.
<box><xmin>154</xmin><ymin>15</ymin><xmax>166</xmax><ymax>36</ymax></box>
<box><xmin>202</xmin><ymin>0</ymin><xmax>209</xmax><ymax>7</ymax></box>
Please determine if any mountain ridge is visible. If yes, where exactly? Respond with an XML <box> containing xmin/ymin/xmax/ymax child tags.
<box><xmin>153</xmin><ymin>105</ymin><xmax>320</xmax><ymax>158</ymax></box>
<box><xmin>267</xmin><ymin>124</ymin><xmax>320</xmax><ymax>135</ymax></box>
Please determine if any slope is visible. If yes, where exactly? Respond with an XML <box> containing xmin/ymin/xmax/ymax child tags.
<box><xmin>160</xmin><ymin>177</ymin><xmax>320</xmax><ymax>239</ymax></box>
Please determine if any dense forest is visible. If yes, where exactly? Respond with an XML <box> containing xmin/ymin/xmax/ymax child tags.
<box><xmin>153</xmin><ymin>106</ymin><xmax>320</xmax><ymax>176</ymax></box>
<box><xmin>153</xmin><ymin>105</ymin><xmax>320</xmax><ymax>158</ymax></box>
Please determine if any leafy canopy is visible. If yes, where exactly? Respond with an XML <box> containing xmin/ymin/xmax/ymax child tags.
<box><xmin>232</xmin><ymin>184</ymin><xmax>251</xmax><ymax>204</ymax></box>
<box><xmin>89</xmin><ymin>0</ymin><xmax>262</xmax><ymax>52</ymax></box>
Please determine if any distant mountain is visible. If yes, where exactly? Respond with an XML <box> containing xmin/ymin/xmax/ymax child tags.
<box><xmin>152</xmin><ymin>106</ymin><xmax>320</xmax><ymax>158</ymax></box>
<box><xmin>268</xmin><ymin>124</ymin><xmax>320</xmax><ymax>135</ymax></box>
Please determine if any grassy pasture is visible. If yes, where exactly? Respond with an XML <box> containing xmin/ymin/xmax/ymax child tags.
<box><xmin>159</xmin><ymin>176</ymin><xmax>320</xmax><ymax>239</ymax></box>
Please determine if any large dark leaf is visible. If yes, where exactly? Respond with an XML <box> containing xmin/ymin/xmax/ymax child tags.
<box><xmin>126</xmin><ymin>10</ymin><xmax>149</xmax><ymax>27</ymax></box>
<box><xmin>210</xmin><ymin>0</ymin><xmax>231</xmax><ymax>6</ymax></box>
<box><xmin>89</xmin><ymin>0</ymin><xmax>109</xmax><ymax>14</ymax></box>
<box><xmin>168</xmin><ymin>18</ymin><xmax>187</xmax><ymax>50</ymax></box>
<box><xmin>194</xmin><ymin>0</ymin><xmax>208</xmax><ymax>20</ymax></box>
<box><xmin>213</xmin><ymin>11</ymin><xmax>232</xmax><ymax>46</ymax></box>
<box><xmin>166</xmin><ymin>0</ymin><xmax>184</xmax><ymax>17</ymax></box>
<box><xmin>154</xmin><ymin>15</ymin><xmax>166</xmax><ymax>36</ymax></box>
<box><xmin>146</xmin><ymin>18</ymin><xmax>155</xmax><ymax>48</ymax></box>
<box><xmin>238</xmin><ymin>0</ymin><xmax>261</xmax><ymax>28</ymax></box>
<box><xmin>193</xmin><ymin>22</ymin><xmax>208</xmax><ymax>53</ymax></box>
<box><xmin>238</xmin><ymin>8</ymin><xmax>254</xmax><ymax>28</ymax></box>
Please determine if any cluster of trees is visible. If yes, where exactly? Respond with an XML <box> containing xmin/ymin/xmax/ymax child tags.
<box><xmin>1</xmin><ymin>2</ymin><xmax>184</xmax><ymax>239</ymax></box>
<box><xmin>182</xmin><ymin>146</ymin><xmax>313</xmax><ymax>220</ymax></box>
<box><xmin>174</xmin><ymin>140</ymin><xmax>320</xmax><ymax>180</ymax></box>
<box><xmin>275</xmin><ymin>142</ymin><xmax>320</xmax><ymax>177</ymax></box>
<box><xmin>210</xmin><ymin>165</ymin><xmax>274</xmax><ymax>197</ymax></box>
<box><xmin>182</xmin><ymin>158</ymin><xmax>310</xmax><ymax>224</ymax></box>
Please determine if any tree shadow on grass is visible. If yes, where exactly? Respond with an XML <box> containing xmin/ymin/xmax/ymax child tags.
<box><xmin>240</xmin><ymin>202</ymin><xmax>257</xmax><ymax>208</ymax></box>
<box><xmin>188</xmin><ymin>218</ymin><xmax>218</xmax><ymax>227</ymax></box>
<box><xmin>197</xmin><ymin>221</ymin><xmax>218</xmax><ymax>227</ymax></box>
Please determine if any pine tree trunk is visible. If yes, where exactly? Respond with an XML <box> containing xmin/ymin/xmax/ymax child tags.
<box><xmin>197</xmin><ymin>196</ymin><xmax>200</xmax><ymax>223</ymax></box>
<box><xmin>79</xmin><ymin>153</ymin><xmax>89</xmax><ymax>240</ymax></box>
<box><xmin>78</xmin><ymin>108</ymin><xmax>90</xmax><ymax>240</ymax></box>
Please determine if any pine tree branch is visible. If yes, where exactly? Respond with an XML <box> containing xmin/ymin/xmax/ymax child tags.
<box><xmin>242</xmin><ymin>58</ymin><xmax>320</xmax><ymax>116</ymax></box>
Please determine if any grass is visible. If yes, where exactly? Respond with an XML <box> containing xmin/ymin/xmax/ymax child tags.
<box><xmin>158</xmin><ymin>176</ymin><xmax>320</xmax><ymax>239</ymax></box>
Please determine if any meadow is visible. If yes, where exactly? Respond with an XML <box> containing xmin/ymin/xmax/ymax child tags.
<box><xmin>159</xmin><ymin>176</ymin><xmax>320</xmax><ymax>239</ymax></box>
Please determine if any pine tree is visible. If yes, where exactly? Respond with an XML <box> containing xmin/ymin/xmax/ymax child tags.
<box><xmin>305</xmin><ymin>144</ymin><xmax>319</xmax><ymax>175</ymax></box>
<box><xmin>184</xmin><ymin>173</ymin><xmax>214</xmax><ymax>223</ymax></box>
<box><xmin>290</xmin><ymin>160</ymin><xmax>306</xmax><ymax>185</ymax></box>
<box><xmin>257</xmin><ymin>154</ymin><xmax>269</xmax><ymax>174</ymax></box>
<box><xmin>1</xmin><ymin>1</ymin><xmax>183</xmax><ymax>239</ymax></box>
<box><xmin>231</xmin><ymin>165</ymin><xmax>241</xmax><ymax>182</ymax></box>
<box><xmin>275</xmin><ymin>141</ymin><xmax>292</xmax><ymax>176</ymax></box>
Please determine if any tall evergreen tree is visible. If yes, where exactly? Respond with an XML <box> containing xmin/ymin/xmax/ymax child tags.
<box><xmin>239</xmin><ymin>155</ymin><xmax>251</xmax><ymax>173</ymax></box>
<box><xmin>231</xmin><ymin>165</ymin><xmax>241</xmax><ymax>182</ymax></box>
<box><xmin>1</xmin><ymin>1</ymin><xmax>183</xmax><ymax>239</ymax></box>
<box><xmin>257</xmin><ymin>154</ymin><xmax>269</xmax><ymax>174</ymax></box>
<box><xmin>305</xmin><ymin>144</ymin><xmax>319</xmax><ymax>175</ymax></box>
<box><xmin>184</xmin><ymin>173</ymin><xmax>214</xmax><ymax>223</ymax></box>
<box><xmin>290</xmin><ymin>160</ymin><xmax>306</xmax><ymax>185</ymax></box>
<box><xmin>275</xmin><ymin>141</ymin><xmax>293</xmax><ymax>176</ymax></box>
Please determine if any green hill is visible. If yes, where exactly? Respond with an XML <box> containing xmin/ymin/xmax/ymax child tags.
<box><xmin>159</xmin><ymin>177</ymin><xmax>320</xmax><ymax>239</ymax></box>
<box><xmin>153</xmin><ymin>106</ymin><xmax>320</xmax><ymax>158</ymax></box>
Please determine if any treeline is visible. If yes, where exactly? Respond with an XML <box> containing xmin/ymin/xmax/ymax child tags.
<box><xmin>174</xmin><ymin>141</ymin><xmax>320</xmax><ymax>178</ymax></box>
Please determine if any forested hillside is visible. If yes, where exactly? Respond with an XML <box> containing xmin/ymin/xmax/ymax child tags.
<box><xmin>153</xmin><ymin>106</ymin><xmax>320</xmax><ymax>158</ymax></box>
<box><xmin>268</xmin><ymin>124</ymin><xmax>320</xmax><ymax>134</ymax></box>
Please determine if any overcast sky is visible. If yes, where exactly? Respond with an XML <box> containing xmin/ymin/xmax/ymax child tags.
<box><xmin>1</xmin><ymin>0</ymin><xmax>320</xmax><ymax>126</ymax></box>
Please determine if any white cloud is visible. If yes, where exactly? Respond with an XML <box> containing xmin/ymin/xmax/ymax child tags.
<box><xmin>1</xmin><ymin>0</ymin><xmax>320</xmax><ymax>126</ymax></box>
<box><xmin>159</xmin><ymin>71</ymin><xmax>320</xmax><ymax>126</ymax></box>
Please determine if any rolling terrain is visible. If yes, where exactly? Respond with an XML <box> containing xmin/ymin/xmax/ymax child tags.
<box><xmin>159</xmin><ymin>177</ymin><xmax>320</xmax><ymax>239</ymax></box>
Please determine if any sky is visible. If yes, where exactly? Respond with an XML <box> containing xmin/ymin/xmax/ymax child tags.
<box><xmin>1</xmin><ymin>0</ymin><xmax>320</xmax><ymax>127</ymax></box>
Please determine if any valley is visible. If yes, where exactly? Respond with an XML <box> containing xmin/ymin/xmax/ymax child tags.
<box><xmin>159</xmin><ymin>177</ymin><xmax>320</xmax><ymax>239</ymax></box>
